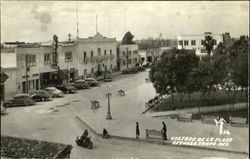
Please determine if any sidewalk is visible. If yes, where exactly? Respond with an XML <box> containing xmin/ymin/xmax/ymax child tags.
<box><xmin>72</xmin><ymin>82</ymin><xmax>248</xmax><ymax>154</ymax></box>
<box><xmin>151</xmin><ymin>103</ymin><xmax>248</xmax><ymax>117</ymax></box>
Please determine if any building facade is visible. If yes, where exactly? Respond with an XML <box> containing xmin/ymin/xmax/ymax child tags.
<box><xmin>2</xmin><ymin>32</ymin><xmax>118</xmax><ymax>95</ymax></box>
<box><xmin>77</xmin><ymin>32</ymin><xmax>117</xmax><ymax>78</ymax></box>
<box><xmin>177</xmin><ymin>32</ymin><xmax>223</xmax><ymax>57</ymax></box>
<box><xmin>118</xmin><ymin>44</ymin><xmax>139</xmax><ymax>71</ymax></box>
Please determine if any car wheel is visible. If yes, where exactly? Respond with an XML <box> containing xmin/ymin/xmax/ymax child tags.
<box><xmin>25</xmin><ymin>101</ymin><xmax>30</xmax><ymax>106</ymax></box>
<box><xmin>41</xmin><ymin>98</ymin><xmax>45</xmax><ymax>101</ymax></box>
<box><xmin>4</xmin><ymin>103</ymin><xmax>11</xmax><ymax>108</ymax></box>
<box><xmin>66</xmin><ymin>90</ymin><xmax>69</xmax><ymax>94</ymax></box>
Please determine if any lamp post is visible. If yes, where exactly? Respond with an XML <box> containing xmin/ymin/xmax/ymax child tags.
<box><xmin>106</xmin><ymin>85</ymin><xmax>112</xmax><ymax>120</ymax></box>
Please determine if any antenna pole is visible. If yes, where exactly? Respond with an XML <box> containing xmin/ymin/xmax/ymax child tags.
<box><xmin>96</xmin><ymin>14</ymin><xmax>98</xmax><ymax>33</ymax></box>
<box><xmin>76</xmin><ymin>3</ymin><xmax>79</xmax><ymax>39</ymax></box>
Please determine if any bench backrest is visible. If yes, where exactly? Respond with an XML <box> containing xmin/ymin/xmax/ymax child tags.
<box><xmin>179</xmin><ymin>113</ymin><xmax>192</xmax><ymax>119</ymax></box>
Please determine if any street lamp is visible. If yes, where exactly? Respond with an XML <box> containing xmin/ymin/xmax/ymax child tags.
<box><xmin>106</xmin><ymin>85</ymin><xmax>112</xmax><ymax>120</ymax></box>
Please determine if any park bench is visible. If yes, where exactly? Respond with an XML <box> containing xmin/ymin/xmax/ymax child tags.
<box><xmin>91</xmin><ymin>100</ymin><xmax>100</xmax><ymax>109</ymax></box>
<box><xmin>145</xmin><ymin>129</ymin><xmax>162</xmax><ymax>139</ymax></box>
<box><xmin>229</xmin><ymin>116</ymin><xmax>247</xmax><ymax>127</ymax></box>
<box><xmin>201</xmin><ymin>115</ymin><xmax>219</xmax><ymax>124</ymax></box>
<box><xmin>177</xmin><ymin>113</ymin><xmax>192</xmax><ymax>122</ymax></box>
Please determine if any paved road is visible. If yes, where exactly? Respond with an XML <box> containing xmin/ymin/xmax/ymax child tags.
<box><xmin>1</xmin><ymin>71</ymin><xmax>248</xmax><ymax>158</ymax></box>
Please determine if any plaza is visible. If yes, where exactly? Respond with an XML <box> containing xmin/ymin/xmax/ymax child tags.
<box><xmin>1</xmin><ymin>70</ymin><xmax>248</xmax><ymax>158</ymax></box>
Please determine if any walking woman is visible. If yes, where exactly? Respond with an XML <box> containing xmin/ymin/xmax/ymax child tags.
<box><xmin>136</xmin><ymin>122</ymin><xmax>140</xmax><ymax>139</ymax></box>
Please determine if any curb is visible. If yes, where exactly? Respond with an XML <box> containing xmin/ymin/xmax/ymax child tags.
<box><xmin>75</xmin><ymin>114</ymin><xmax>248</xmax><ymax>155</ymax></box>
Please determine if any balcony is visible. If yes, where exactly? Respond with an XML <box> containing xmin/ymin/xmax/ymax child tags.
<box><xmin>95</xmin><ymin>55</ymin><xmax>104</xmax><ymax>63</ymax></box>
<box><xmin>110</xmin><ymin>54</ymin><xmax>114</xmax><ymax>60</ymax></box>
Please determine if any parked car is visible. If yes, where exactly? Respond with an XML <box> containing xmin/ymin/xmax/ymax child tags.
<box><xmin>44</xmin><ymin>87</ymin><xmax>64</xmax><ymax>98</ymax></box>
<box><xmin>85</xmin><ymin>78</ymin><xmax>99</xmax><ymax>86</ymax></box>
<box><xmin>122</xmin><ymin>68</ymin><xmax>138</xmax><ymax>74</ymax></box>
<box><xmin>3</xmin><ymin>94</ymin><xmax>35</xmax><ymax>107</ymax></box>
<box><xmin>70</xmin><ymin>80</ymin><xmax>90</xmax><ymax>89</ymax></box>
<box><xmin>56</xmin><ymin>84</ymin><xmax>78</xmax><ymax>94</ymax></box>
<box><xmin>30</xmin><ymin>90</ymin><xmax>52</xmax><ymax>101</ymax></box>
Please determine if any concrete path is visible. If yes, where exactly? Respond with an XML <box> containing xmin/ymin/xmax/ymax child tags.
<box><xmin>151</xmin><ymin>103</ymin><xmax>248</xmax><ymax>117</ymax></box>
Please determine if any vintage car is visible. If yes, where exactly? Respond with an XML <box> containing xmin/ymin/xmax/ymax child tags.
<box><xmin>44</xmin><ymin>87</ymin><xmax>64</xmax><ymax>98</ymax></box>
<box><xmin>3</xmin><ymin>94</ymin><xmax>35</xmax><ymax>107</ymax></box>
<box><xmin>30</xmin><ymin>90</ymin><xmax>52</xmax><ymax>102</ymax></box>
<box><xmin>56</xmin><ymin>85</ymin><xmax>78</xmax><ymax>94</ymax></box>
<box><xmin>85</xmin><ymin>78</ymin><xmax>99</xmax><ymax>86</ymax></box>
<box><xmin>70</xmin><ymin>80</ymin><xmax>90</xmax><ymax>89</ymax></box>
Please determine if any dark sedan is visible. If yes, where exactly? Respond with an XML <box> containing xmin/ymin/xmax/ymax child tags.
<box><xmin>3</xmin><ymin>94</ymin><xmax>35</xmax><ymax>107</ymax></box>
<box><xmin>56</xmin><ymin>85</ymin><xmax>78</xmax><ymax>94</ymax></box>
<box><xmin>30</xmin><ymin>90</ymin><xmax>52</xmax><ymax>102</ymax></box>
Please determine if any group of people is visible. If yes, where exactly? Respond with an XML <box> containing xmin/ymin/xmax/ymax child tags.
<box><xmin>80</xmin><ymin>121</ymin><xmax>167</xmax><ymax>142</ymax></box>
<box><xmin>136</xmin><ymin>121</ymin><xmax>167</xmax><ymax>140</ymax></box>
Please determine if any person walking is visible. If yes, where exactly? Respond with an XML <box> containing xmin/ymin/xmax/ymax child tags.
<box><xmin>136</xmin><ymin>122</ymin><xmax>140</xmax><ymax>139</ymax></box>
<box><xmin>162</xmin><ymin>122</ymin><xmax>167</xmax><ymax>140</ymax></box>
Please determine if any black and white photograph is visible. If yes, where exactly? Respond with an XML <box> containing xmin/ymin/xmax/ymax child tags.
<box><xmin>0</xmin><ymin>1</ymin><xmax>249</xmax><ymax>158</ymax></box>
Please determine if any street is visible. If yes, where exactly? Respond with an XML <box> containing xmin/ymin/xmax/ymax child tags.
<box><xmin>1</xmin><ymin>71</ymin><xmax>247</xmax><ymax>158</ymax></box>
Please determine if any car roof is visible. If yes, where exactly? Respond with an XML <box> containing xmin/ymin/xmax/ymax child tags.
<box><xmin>85</xmin><ymin>78</ymin><xmax>95</xmax><ymax>80</ymax></box>
<box><xmin>14</xmin><ymin>94</ymin><xmax>30</xmax><ymax>97</ymax></box>
<box><xmin>46</xmin><ymin>87</ymin><xmax>56</xmax><ymax>89</ymax></box>
<box><xmin>75</xmin><ymin>80</ymin><xmax>86</xmax><ymax>82</ymax></box>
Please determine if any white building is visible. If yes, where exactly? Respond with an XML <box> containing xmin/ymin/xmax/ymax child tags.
<box><xmin>119</xmin><ymin>44</ymin><xmax>139</xmax><ymax>71</ymax></box>
<box><xmin>177</xmin><ymin>32</ymin><xmax>223</xmax><ymax>57</ymax></box>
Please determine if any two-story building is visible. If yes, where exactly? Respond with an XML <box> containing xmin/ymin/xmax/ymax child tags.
<box><xmin>177</xmin><ymin>32</ymin><xmax>223</xmax><ymax>58</ymax></box>
<box><xmin>77</xmin><ymin>32</ymin><xmax>117</xmax><ymax>78</ymax></box>
<box><xmin>118</xmin><ymin>44</ymin><xmax>139</xmax><ymax>71</ymax></box>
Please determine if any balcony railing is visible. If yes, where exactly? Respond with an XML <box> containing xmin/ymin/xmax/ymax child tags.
<box><xmin>110</xmin><ymin>54</ymin><xmax>114</xmax><ymax>60</ymax></box>
<box><xmin>95</xmin><ymin>55</ymin><xmax>104</xmax><ymax>63</ymax></box>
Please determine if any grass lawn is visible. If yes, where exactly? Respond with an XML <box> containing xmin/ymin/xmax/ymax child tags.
<box><xmin>153</xmin><ymin>90</ymin><xmax>247</xmax><ymax>112</ymax></box>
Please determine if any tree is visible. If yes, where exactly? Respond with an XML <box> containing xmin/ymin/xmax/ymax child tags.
<box><xmin>203</xmin><ymin>34</ymin><xmax>216</xmax><ymax>64</ymax></box>
<box><xmin>122</xmin><ymin>32</ymin><xmax>136</xmax><ymax>44</ymax></box>
<box><xmin>149</xmin><ymin>48</ymin><xmax>198</xmax><ymax>107</ymax></box>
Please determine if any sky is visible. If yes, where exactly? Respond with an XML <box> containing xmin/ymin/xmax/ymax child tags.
<box><xmin>1</xmin><ymin>1</ymin><xmax>249</xmax><ymax>42</ymax></box>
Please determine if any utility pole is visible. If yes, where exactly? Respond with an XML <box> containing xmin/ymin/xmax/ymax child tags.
<box><xmin>126</xmin><ymin>47</ymin><xmax>129</xmax><ymax>69</ymax></box>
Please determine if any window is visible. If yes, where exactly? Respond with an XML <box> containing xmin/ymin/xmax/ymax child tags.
<box><xmin>91</xmin><ymin>51</ymin><xmax>94</xmax><ymax>59</ymax></box>
<box><xmin>128</xmin><ymin>51</ymin><xmax>131</xmax><ymax>56</ymax></box>
<box><xmin>104</xmin><ymin>50</ymin><xmax>107</xmax><ymax>55</ymax></box>
<box><xmin>123</xmin><ymin>60</ymin><xmax>126</xmax><ymax>65</ymax></box>
<box><xmin>65</xmin><ymin>52</ymin><xmax>72</xmax><ymax>62</ymax></box>
<box><xmin>133</xmin><ymin>50</ymin><xmax>138</xmax><ymax>54</ymax></box>
<box><xmin>133</xmin><ymin>58</ymin><xmax>137</xmax><ymax>63</ymax></box>
<box><xmin>32</xmin><ymin>80</ymin><xmax>35</xmax><ymax>89</ymax></box>
<box><xmin>44</xmin><ymin>53</ymin><xmax>51</xmax><ymax>64</ymax></box>
<box><xmin>110</xmin><ymin>49</ymin><xmax>112</xmax><ymax>55</ymax></box>
<box><xmin>110</xmin><ymin>64</ymin><xmax>113</xmax><ymax>69</ymax></box>
<box><xmin>179</xmin><ymin>40</ymin><xmax>183</xmax><ymax>45</ymax></box>
<box><xmin>25</xmin><ymin>55</ymin><xmax>36</xmax><ymax>66</ymax></box>
<box><xmin>91</xmin><ymin>68</ymin><xmax>94</xmax><ymax>73</ymax></box>
<box><xmin>84</xmin><ymin>52</ymin><xmax>87</xmax><ymax>61</ymax></box>
<box><xmin>191</xmin><ymin>40</ymin><xmax>196</xmax><ymax>46</ymax></box>
<box><xmin>128</xmin><ymin>59</ymin><xmax>132</xmax><ymax>64</ymax></box>
<box><xmin>84</xmin><ymin>69</ymin><xmax>87</xmax><ymax>75</ymax></box>
<box><xmin>123</xmin><ymin>51</ymin><xmax>126</xmax><ymax>56</ymax></box>
<box><xmin>98</xmin><ymin>48</ymin><xmax>101</xmax><ymax>55</ymax></box>
<box><xmin>201</xmin><ymin>40</ymin><xmax>205</xmax><ymax>45</ymax></box>
<box><xmin>184</xmin><ymin>40</ymin><xmax>189</xmax><ymax>46</ymax></box>
<box><xmin>141</xmin><ymin>57</ymin><xmax>145</xmax><ymax>62</ymax></box>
